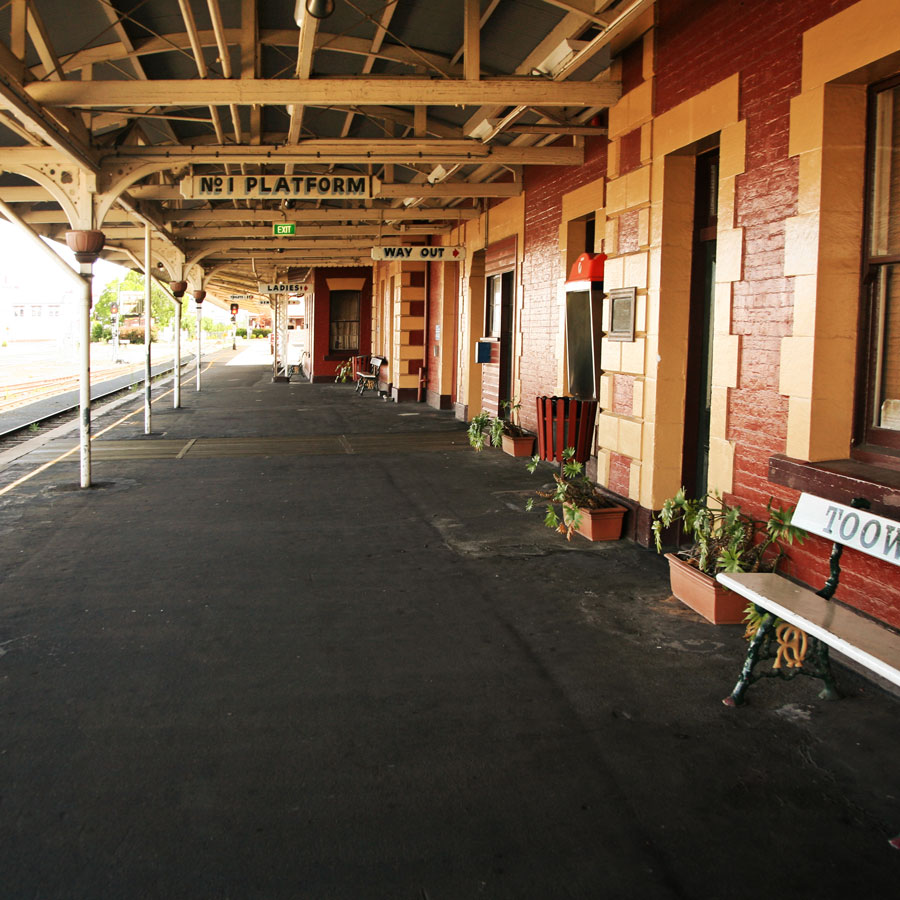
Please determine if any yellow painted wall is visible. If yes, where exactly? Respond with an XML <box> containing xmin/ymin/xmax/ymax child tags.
<box><xmin>779</xmin><ymin>0</ymin><xmax>900</xmax><ymax>461</ymax></box>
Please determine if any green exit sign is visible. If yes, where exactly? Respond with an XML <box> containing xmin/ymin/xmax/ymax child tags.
<box><xmin>273</xmin><ymin>223</ymin><xmax>296</xmax><ymax>236</ymax></box>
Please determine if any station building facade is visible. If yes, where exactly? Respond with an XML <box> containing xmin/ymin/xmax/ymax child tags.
<box><xmin>327</xmin><ymin>0</ymin><xmax>900</xmax><ymax>630</ymax></box>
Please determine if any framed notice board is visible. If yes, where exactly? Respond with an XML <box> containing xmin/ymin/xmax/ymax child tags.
<box><xmin>608</xmin><ymin>287</ymin><xmax>636</xmax><ymax>342</ymax></box>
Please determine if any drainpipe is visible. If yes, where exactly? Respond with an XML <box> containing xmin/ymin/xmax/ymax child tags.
<box><xmin>0</xmin><ymin>200</ymin><xmax>103</xmax><ymax>488</ymax></box>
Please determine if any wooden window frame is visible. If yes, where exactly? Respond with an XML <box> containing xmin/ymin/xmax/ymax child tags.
<box><xmin>855</xmin><ymin>73</ymin><xmax>900</xmax><ymax>465</ymax></box>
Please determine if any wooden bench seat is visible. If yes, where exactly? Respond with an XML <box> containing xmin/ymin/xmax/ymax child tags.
<box><xmin>717</xmin><ymin>493</ymin><xmax>900</xmax><ymax>706</ymax></box>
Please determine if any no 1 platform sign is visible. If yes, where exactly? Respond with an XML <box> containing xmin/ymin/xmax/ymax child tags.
<box><xmin>371</xmin><ymin>246</ymin><xmax>466</xmax><ymax>261</ymax></box>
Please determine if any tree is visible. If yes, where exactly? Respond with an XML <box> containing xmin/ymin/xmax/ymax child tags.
<box><xmin>93</xmin><ymin>270</ymin><xmax>177</xmax><ymax>329</ymax></box>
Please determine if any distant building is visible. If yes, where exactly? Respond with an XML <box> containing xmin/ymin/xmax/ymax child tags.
<box><xmin>0</xmin><ymin>266</ymin><xmax>78</xmax><ymax>344</ymax></box>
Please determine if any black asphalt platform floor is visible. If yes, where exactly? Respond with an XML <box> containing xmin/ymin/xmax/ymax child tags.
<box><xmin>1</xmin><ymin>349</ymin><xmax>898</xmax><ymax>899</ymax></box>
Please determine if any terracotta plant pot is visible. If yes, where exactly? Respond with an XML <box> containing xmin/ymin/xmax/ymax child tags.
<box><xmin>501</xmin><ymin>433</ymin><xmax>535</xmax><ymax>457</ymax></box>
<box><xmin>664</xmin><ymin>553</ymin><xmax>748</xmax><ymax>625</ymax></box>
<box><xmin>566</xmin><ymin>503</ymin><xmax>627</xmax><ymax>541</ymax></box>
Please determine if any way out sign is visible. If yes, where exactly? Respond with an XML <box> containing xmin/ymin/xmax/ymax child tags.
<box><xmin>371</xmin><ymin>246</ymin><xmax>466</xmax><ymax>262</ymax></box>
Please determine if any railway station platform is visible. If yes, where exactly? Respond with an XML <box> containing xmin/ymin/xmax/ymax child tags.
<box><xmin>0</xmin><ymin>347</ymin><xmax>898</xmax><ymax>898</ymax></box>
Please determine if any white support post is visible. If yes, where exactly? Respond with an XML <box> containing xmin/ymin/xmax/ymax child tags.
<box><xmin>173</xmin><ymin>299</ymin><xmax>182</xmax><ymax>408</ymax></box>
<box><xmin>272</xmin><ymin>295</ymin><xmax>279</xmax><ymax>379</ymax></box>
<box><xmin>0</xmin><ymin>201</ymin><xmax>102</xmax><ymax>489</ymax></box>
<box><xmin>77</xmin><ymin>263</ymin><xmax>92</xmax><ymax>488</ymax></box>
<box><xmin>196</xmin><ymin>301</ymin><xmax>203</xmax><ymax>390</ymax></box>
<box><xmin>143</xmin><ymin>223</ymin><xmax>152</xmax><ymax>434</ymax></box>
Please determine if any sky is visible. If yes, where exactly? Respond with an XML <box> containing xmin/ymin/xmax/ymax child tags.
<box><xmin>0</xmin><ymin>221</ymin><xmax>232</xmax><ymax>322</ymax></box>
<box><xmin>0</xmin><ymin>220</ymin><xmax>128</xmax><ymax>301</ymax></box>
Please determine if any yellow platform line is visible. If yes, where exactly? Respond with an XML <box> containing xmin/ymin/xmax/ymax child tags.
<box><xmin>0</xmin><ymin>362</ymin><xmax>213</xmax><ymax>499</ymax></box>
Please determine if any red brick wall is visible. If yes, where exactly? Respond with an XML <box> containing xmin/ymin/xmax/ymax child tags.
<box><xmin>520</xmin><ymin>137</ymin><xmax>607</xmax><ymax>433</ymax></box>
<box><xmin>656</xmin><ymin>0</ymin><xmax>898</xmax><ymax>626</ymax></box>
<box><xmin>309</xmin><ymin>267</ymin><xmax>371</xmax><ymax>382</ymax></box>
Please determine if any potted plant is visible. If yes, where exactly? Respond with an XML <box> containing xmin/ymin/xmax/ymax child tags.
<box><xmin>490</xmin><ymin>400</ymin><xmax>536</xmax><ymax>457</ymax></box>
<box><xmin>467</xmin><ymin>410</ymin><xmax>493</xmax><ymax>451</ymax></box>
<box><xmin>526</xmin><ymin>447</ymin><xmax>627</xmax><ymax>542</ymax></box>
<box><xmin>651</xmin><ymin>489</ymin><xmax>805</xmax><ymax>625</ymax></box>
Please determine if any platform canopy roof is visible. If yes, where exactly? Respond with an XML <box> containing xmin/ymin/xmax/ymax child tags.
<box><xmin>0</xmin><ymin>0</ymin><xmax>651</xmax><ymax>312</ymax></box>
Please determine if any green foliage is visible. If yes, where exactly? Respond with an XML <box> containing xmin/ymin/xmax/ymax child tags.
<box><xmin>491</xmin><ymin>399</ymin><xmax>529</xmax><ymax>445</ymax></box>
<box><xmin>91</xmin><ymin>322</ymin><xmax>105</xmax><ymax>342</ymax></box>
<box><xmin>252</xmin><ymin>328</ymin><xmax>271</xmax><ymax>338</ymax></box>
<box><xmin>335</xmin><ymin>360</ymin><xmax>353</xmax><ymax>383</ymax></box>
<box><xmin>236</xmin><ymin>328</ymin><xmax>247</xmax><ymax>338</ymax></box>
<box><xmin>651</xmin><ymin>489</ymin><xmax>806</xmax><ymax>578</ymax></box>
<box><xmin>526</xmin><ymin>447</ymin><xmax>615</xmax><ymax>541</ymax></box>
<box><xmin>467</xmin><ymin>410</ymin><xmax>493</xmax><ymax>451</ymax></box>
<box><xmin>119</xmin><ymin>324</ymin><xmax>159</xmax><ymax>344</ymax></box>
<box><xmin>94</xmin><ymin>270</ymin><xmax>174</xmax><ymax>329</ymax></box>
<box><xmin>489</xmin><ymin>415</ymin><xmax>505</xmax><ymax>447</ymax></box>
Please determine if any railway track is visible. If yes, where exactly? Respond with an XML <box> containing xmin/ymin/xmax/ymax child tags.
<box><xmin>0</xmin><ymin>364</ymin><xmax>141</xmax><ymax>414</ymax></box>
<box><xmin>0</xmin><ymin>357</ymin><xmax>190</xmax><ymax>451</ymax></box>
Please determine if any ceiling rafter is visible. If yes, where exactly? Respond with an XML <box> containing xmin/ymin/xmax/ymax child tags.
<box><xmin>25</xmin><ymin>77</ymin><xmax>620</xmax><ymax>109</ymax></box>
<box><xmin>94</xmin><ymin>0</ymin><xmax>182</xmax><ymax>146</ymax></box>
<box><xmin>27</xmin><ymin>30</ymin><xmax>463</xmax><ymax>81</ymax></box>
<box><xmin>0</xmin><ymin>0</ymin><xmax>645</xmax><ymax>302</ymax></box>
<box><xmin>286</xmin><ymin>9</ymin><xmax>318</xmax><ymax>146</ymax></box>
<box><xmin>206</xmin><ymin>0</ymin><xmax>242</xmax><ymax>143</ymax></box>
<box><xmin>177</xmin><ymin>0</ymin><xmax>225</xmax><ymax>145</ymax></box>
<box><xmin>337</xmin><ymin>0</ymin><xmax>398</xmax><ymax>140</ymax></box>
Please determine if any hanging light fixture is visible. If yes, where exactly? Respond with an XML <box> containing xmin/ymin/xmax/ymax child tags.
<box><xmin>296</xmin><ymin>0</ymin><xmax>334</xmax><ymax>23</ymax></box>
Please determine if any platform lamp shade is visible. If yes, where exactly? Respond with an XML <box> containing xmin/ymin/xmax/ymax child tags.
<box><xmin>297</xmin><ymin>0</ymin><xmax>334</xmax><ymax>22</ymax></box>
<box><xmin>193</xmin><ymin>290</ymin><xmax>206</xmax><ymax>304</ymax></box>
<box><xmin>169</xmin><ymin>281</ymin><xmax>187</xmax><ymax>298</ymax></box>
<box><xmin>65</xmin><ymin>229</ymin><xmax>105</xmax><ymax>264</ymax></box>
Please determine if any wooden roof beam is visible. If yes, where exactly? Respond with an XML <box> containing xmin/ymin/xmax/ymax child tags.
<box><xmin>28</xmin><ymin>30</ymin><xmax>461</xmax><ymax>81</ymax></box>
<box><xmin>177</xmin><ymin>0</ymin><xmax>226</xmax><ymax>145</ymax></box>
<box><xmin>163</xmin><ymin>207</ymin><xmax>479</xmax><ymax>223</ymax></box>
<box><xmin>286</xmin><ymin>9</ymin><xmax>318</xmax><ymax>145</ymax></box>
<box><xmin>338</xmin><ymin>1</ymin><xmax>398</xmax><ymax>140</ymax></box>
<box><xmin>464</xmin><ymin>0</ymin><xmax>480</xmax><ymax>82</ymax></box>
<box><xmin>25</xmin><ymin>0</ymin><xmax>63</xmax><ymax>81</ymax></box>
<box><xmin>206</xmin><ymin>0</ymin><xmax>242</xmax><ymax>143</ymax></box>
<box><xmin>0</xmin><ymin>78</ymin><xmax>96</xmax><ymax>172</ymax></box>
<box><xmin>27</xmin><ymin>78</ymin><xmax>621</xmax><ymax>109</ymax></box>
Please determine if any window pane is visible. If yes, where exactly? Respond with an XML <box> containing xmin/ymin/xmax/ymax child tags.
<box><xmin>869</xmin><ymin>85</ymin><xmax>900</xmax><ymax>258</ymax></box>
<box><xmin>485</xmin><ymin>275</ymin><xmax>501</xmax><ymax>338</ymax></box>
<box><xmin>872</xmin><ymin>263</ymin><xmax>900</xmax><ymax>430</ymax></box>
<box><xmin>329</xmin><ymin>289</ymin><xmax>360</xmax><ymax>352</ymax></box>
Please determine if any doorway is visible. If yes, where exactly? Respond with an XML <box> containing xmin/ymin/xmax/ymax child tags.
<box><xmin>681</xmin><ymin>147</ymin><xmax>719</xmax><ymax>498</ymax></box>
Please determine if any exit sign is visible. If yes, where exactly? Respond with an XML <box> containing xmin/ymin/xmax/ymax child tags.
<box><xmin>273</xmin><ymin>223</ymin><xmax>296</xmax><ymax>236</ymax></box>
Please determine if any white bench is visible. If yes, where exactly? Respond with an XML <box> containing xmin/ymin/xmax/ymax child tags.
<box><xmin>355</xmin><ymin>355</ymin><xmax>386</xmax><ymax>396</ymax></box>
<box><xmin>717</xmin><ymin>493</ymin><xmax>900</xmax><ymax>706</ymax></box>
